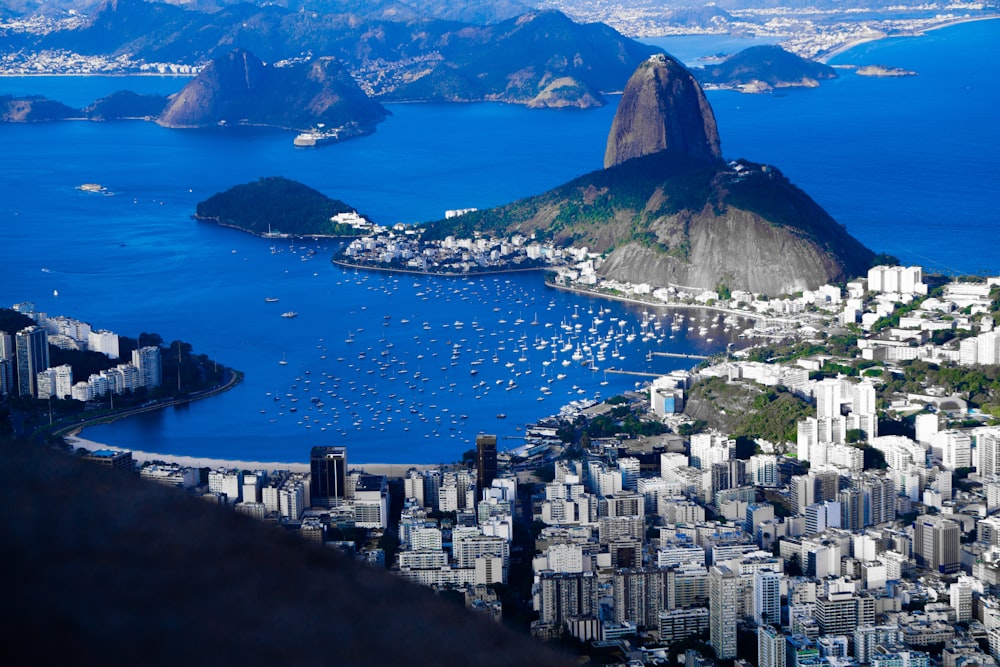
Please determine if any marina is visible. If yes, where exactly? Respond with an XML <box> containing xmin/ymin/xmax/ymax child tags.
<box><xmin>232</xmin><ymin>247</ymin><xmax>746</xmax><ymax>454</ymax></box>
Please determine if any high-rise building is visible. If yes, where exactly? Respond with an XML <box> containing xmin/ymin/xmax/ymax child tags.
<box><xmin>310</xmin><ymin>446</ymin><xmax>347</xmax><ymax>507</ymax></box>
<box><xmin>536</xmin><ymin>571</ymin><xmax>599</xmax><ymax>626</ymax></box>
<box><xmin>759</xmin><ymin>625</ymin><xmax>787</xmax><ymax>667</ymax></box>
<box><xmin>860</xmin><ymin>474</ymin><xmax>896</xmax><ymax>526</ymax></box>
<box><xmin>476</xmin><ymin>433</ymin><xmax>497</xmax><ymax>498</ymax></box>
<box><xmin>839</xmin><ymin>487</ymin><xmax>863</xmax><ymax>531</ymax></box>
<box><xmin>15</xmin><ymin>325</ymin><xmax>49</xmax><ymax>398</ymax></box>
<box><xmin>613</xmin><ymin>567</ymin><xmax>665</xmax><ymax>629</ymax></box>
<box><xmin>0</xmin><ymin>331</ymin><xmax>12</xmax><ymax>396</ymax></box>
<box><xmin>913</xmin><ymin>514</ymin><xmax>960</xmax><ymax>574</ymax></box>
<box><xmin>132</xmin><ymin>345</ymin><xmax>162</xmax><ymax>389</ymax></box>
<box><xmin>709</xmin><ymin>565</ymin><xmax>738</xmax><ymax>659</ymax></box>
<box><xmin>979</xmin><ymin>429</ymin><xmax>1000</xmax><ymax>479</ymax></box>
<box><xmin>815</xmin><ymin>591</ymin><xmax>875</xmax><ymax>638</ymax></box>
<box><xmin>754</xmin><ymin>568</ymin><xmax>782</xmax><ymax>627</ymax></box>
<box><xmin>816</xmin><ymin>378</ymin><xmax>842</xmax><ymax>420</ymax></box>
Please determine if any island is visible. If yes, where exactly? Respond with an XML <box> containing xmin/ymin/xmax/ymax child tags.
<box><xmin>194</xmin><ymin>177</ymin><xmax>374</xmax><ymax>239</ymax></box>
<box><xmin>693</xmin><ymin>44</ymin><xmax>838</xmax><ymax>92</ymax></box>
<box><xmin>855</xmin><ymin>64</ymin><xmax>918</xmax><ymax>77</ymax></box>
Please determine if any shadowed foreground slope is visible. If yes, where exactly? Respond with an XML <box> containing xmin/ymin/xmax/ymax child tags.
<box><xmin>0</xmin><ymin>436</ymin><xmax>573</xmax><ymax>667</ymax></box>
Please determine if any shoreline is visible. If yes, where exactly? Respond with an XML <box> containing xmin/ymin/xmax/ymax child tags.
<box><xmin>330</xmin><ymin>257</ymin><xmax>554</xmax><ymax>278</ymax></box>
<box><xmin>65</xmin><ymin>434</ymin><xmax>438</xmax><ymax>477</ymax></box>
<box><xmin>545</xmin><ymin>279</ymin><xmax>767</xmax><ymax>322</ymax></box>
<box><xmin>818</xmin><ymin>15</ymin><xmax>1000</xmax><ymax>63</ymax></box>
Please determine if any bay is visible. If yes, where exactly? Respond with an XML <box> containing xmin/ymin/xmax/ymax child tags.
<box><xmin>1</xmin><ymin>19</ymin><xmax>997</xmax><ymax>463</ymax></box>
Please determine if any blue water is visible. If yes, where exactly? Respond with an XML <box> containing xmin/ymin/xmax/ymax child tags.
<box><xmin>1</xmin><ymin>19</ymin><xmax>998</xmax><ymax>463</ymax></box>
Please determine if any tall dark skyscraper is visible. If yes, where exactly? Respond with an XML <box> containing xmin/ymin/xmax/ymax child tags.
<box><xmin>0</xmin><ymin>330</ymin><xmax>12</xmax><ymax>397</ymax></box>
<box><xmin>15</xmin><ymin>325</ymin><xmax>49</xmax><ymax>399</ymax></box>
<box><xmin>476</xmin><ymin>434</ymin><xmax>497</xmax><ymax>498</ymax></box>
<box><xmin>311</xmin><ymin>446</ymin><xmax>347</xmax><ymax>507</ymax></box>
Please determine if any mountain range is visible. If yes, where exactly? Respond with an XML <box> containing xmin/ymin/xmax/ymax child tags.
<box><xmin>35</xmin><ymin>0</ymin><xmax>660</xmax><ymax>107</ymax></box>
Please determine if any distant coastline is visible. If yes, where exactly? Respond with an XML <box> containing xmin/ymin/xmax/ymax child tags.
<box><xmin>818</xmin><ymin>15</ymin><xmax>1000</xmax><ymax>63</ymax></box>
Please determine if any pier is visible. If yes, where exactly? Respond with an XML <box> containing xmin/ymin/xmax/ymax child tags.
<box><xmin>605</xmin><ymin>368</ymin><xmax>664</xmax><ymax>378</ymax></box>
<box><xmin>651</xmin><ymin>351</ymin><xmax>709</xmax><ymax>360</ymax></box>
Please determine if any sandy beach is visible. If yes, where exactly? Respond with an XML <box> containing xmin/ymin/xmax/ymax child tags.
<box><xmin>65</xmin><ymin>434</ymin><xmax>436</xmax><ymax>477</ymax></box>
<box><xmin>818</xmin><ymin>15</ymin><xmax>999</xmax><ymax>63</ymax></box>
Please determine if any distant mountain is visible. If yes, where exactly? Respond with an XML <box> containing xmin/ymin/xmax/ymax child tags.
<box><xmin>195</xmin><ymin>176</ymin><xmax>368</xmax><ymax>237</ymax></box>
<box><xmin>694</xmin><ymin>45</ymin><xmax>837</xmax><ymax>90</ymax></box>
<box><xmin>382</xmin><ymin>10</ymin><xmax>657</xmax><ymax>107</ymax></box>
<box><xmin>0</xmin><ymin>94</ymin><xmax>78</xmax><ymax>122</ymax></box>
<box><xmin>158</xmin><ymin>49</ymin><xmax>389</xmax><ymax>133</ymax></box>
<box><xmin>40</xmin><ymin>1</ymin><xmax>660</xmax><ymax>107</ymax></box>
<box><xmin>422</xmin><ymin>54</ymin><xmax>874</xmax><ymax>295</ymax></box>
<box><xmin>84</xmin><ymin>90</ymin><xmax>168</xmax><ymax>119</ymax></box>
<box><xmin>397</xmin><ymin>0</ymin><xmax>531</xmax><ymax>24</ymax></box>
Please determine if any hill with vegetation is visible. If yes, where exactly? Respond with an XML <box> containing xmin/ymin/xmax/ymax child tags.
<box><xmin>685</xmin><ymin>376</ymin><xmax>814</xmax><ymax>445</ymax></box>
<box><xmin>0</xmin><ymin>94</ymin><xmax>79</xmax><ymax>122</ymax></box>
<box><xmin>84</xmin><ymin>90</ymin><xmax>168</xmax><ymax>120</ymax></box>
<box><xmin>195</xmin><ymin>177</ymin><xmax>368</xmax><ymax>237</ymax></box>
<box><xmin>158</xmin><ymin>49</ymin><xmax>388</xmax><ymax>133</ymax></box>
<box><xmin>694</xmin><ymin>45</ymin><xmax>837</xmax><ymax>90</ymax></box>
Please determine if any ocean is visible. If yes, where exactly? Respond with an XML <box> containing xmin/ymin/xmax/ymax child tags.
<box><xmin>1</xmin><ymin>19</ymin><xmax>997</xmax><ymax>463</ymax></box>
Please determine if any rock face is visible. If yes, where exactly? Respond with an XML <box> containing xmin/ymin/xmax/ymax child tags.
<box><xmin>158</xmin><ymin>49</ymin><xmax>388</xmax><ymax>133</ymax></box>
<box><xmin>604</xmin><ymin>54</ymin><xmax>722</xmax><ymax>169</ymax></box>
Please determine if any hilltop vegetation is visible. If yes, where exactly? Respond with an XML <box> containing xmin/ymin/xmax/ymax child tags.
<box><xmin>685</xmin><ymin>376</ymin><xmax>814</xmax><ymax>445</ymax></box>
<box><xmin>195</xmin><ymin>177</ymin><xmax>367</xmax><ymax>237</ymax></box>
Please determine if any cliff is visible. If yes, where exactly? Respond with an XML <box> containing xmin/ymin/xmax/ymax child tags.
<box><xmin>423</xmin><ymin>53</ymin><xmax>875</xmax><ymax>295</ymax></box>
<box><xmin>158</xmin><ymin>49</ymin><xmax>388</xmax><ymax>133</ymax></box>
<box><xmin>605</xmin><ymin>54</ymin><xmax>722</xmax><ymax>168</ymax></box>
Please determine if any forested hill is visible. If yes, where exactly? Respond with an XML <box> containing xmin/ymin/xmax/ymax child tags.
<box><xmin>194</xmin><ymin>177</ymin><xmax>368</xmax><ymax>237</ymax></box>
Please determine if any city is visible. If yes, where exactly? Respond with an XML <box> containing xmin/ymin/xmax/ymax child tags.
<box><xmin>7</xmin><ymin>262</ymin><xmax>1000</xmax><ymax>665</ymax></box>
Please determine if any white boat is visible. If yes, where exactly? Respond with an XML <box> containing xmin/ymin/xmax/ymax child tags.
<box><xmin>293</xmin><ymin>132</ymin><xmax>319</xmax><ymax>147</ymax></box>
<box><xmin>281</xmin><ymin>311</ymin><xmax>298</xmax><ymax>319</ymax></box>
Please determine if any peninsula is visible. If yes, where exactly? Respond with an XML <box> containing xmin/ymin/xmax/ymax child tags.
<box><xmin>0</xmin><ymin>303</ymin><xmax>241</xmax><ymax>446</ymax></box>
<box><xmin>401</xmin><ymin>53</ymin><xmax>874</xmax><ymax>295</ymax></box>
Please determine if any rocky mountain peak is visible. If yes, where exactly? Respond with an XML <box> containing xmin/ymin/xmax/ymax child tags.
<box><xmin>604</xmin><ymin>53</ymin><xmax>722</xmax><ymax>169</ymax></box>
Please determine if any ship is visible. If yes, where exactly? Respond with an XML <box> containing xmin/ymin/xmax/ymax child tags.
<box><xmin>293</xmin><ymin>132</ymin><xmax>319</xmax><ymax>147</ymax></box>
<box><xmin>264</xmin><ymin>297</ymin><xmax>279</xmax><ymax>303</ymax></box>
<box><xmin>293</xmin><ymin>125</ymin><xmax>339</xmax><ymax>148</ymax></box>
<box><xmin>281</xmin><ymin>311</ymin><xmax>298</xmax><ymax>319</ymax></box>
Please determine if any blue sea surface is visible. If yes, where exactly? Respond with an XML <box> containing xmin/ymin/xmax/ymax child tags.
<box><xmin>1</xmin><ymin>19</ymin><xmax>997</xmax><ymax>463</ymax></box>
